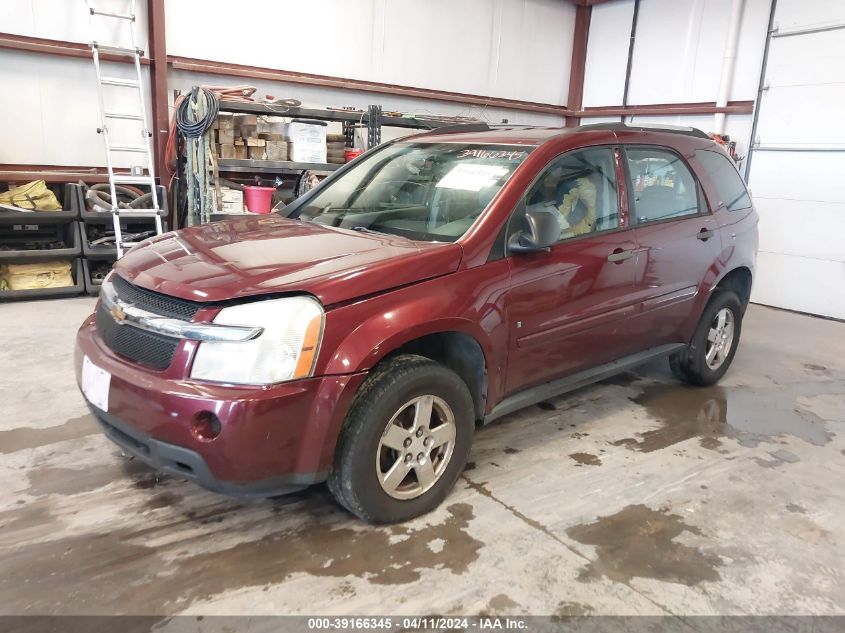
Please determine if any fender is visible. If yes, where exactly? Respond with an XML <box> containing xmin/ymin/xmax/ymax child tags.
<box><xmin>314</xmin><ymin>260</ymin><xmax>512</xmax><ymax>408</ymax></box>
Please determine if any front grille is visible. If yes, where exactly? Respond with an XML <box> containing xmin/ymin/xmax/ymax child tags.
<box><xmin>96</xmin><ymin>302</ymin><xmax>180</xmax><ymax>370</ymax></box>
<box><xmin>112</xmin><ymin>274</ymin><xmax>200</xmax><ymax>321</ymax></box>
<box><xmin>95</xmin><ymin>275</ymin><xmax>203</xmax><ymax>370</ymax></box>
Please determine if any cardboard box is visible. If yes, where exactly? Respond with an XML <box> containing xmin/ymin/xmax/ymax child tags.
<box><xmin>283</xmin><ymin>120</ymin><xmax>327</xmax><ymax>145</ymax></box>
<box><xmin>289</xmin><ymin>142</ymin><xmax>327</xmax><ymax>163</ymax></box>
<box><xmin>220</xmin><ymin>188</ymin><xmax>242</xmax><ymax>204</ymax></box>
<box><xmin>218</xmin><ymin>187</ymin><xmax>244</xmax><ymax>213</ymax></box>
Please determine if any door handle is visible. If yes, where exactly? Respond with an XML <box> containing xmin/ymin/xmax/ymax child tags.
<box><xmin>697</xmin><ymin>228</ymin><xmax>715</xmax><ymax>241</ymax></box>
<box><xmin>607</xmin><ymin>248</ymin><xmax>635</xmax><ymax>263</ymax></box>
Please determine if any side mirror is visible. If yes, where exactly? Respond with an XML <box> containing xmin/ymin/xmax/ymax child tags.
<box><xmin>508</xmin><ymin>206</ymin><xmax>561</xmax><ymax>254</ymax></box>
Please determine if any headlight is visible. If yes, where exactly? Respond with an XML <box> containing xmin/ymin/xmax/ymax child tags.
<box><xmin>190</xmin><ymin>296</ymin><xmax>324</xmax><ymax>385</ymax></box>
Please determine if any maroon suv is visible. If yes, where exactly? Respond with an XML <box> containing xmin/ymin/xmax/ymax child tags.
<box><xmin>75</xmin><ymin>123</ymin><xmax>758</xmax><ymax>523</ymax></box>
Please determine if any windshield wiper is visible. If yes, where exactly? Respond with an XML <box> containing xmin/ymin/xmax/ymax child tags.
<box><xmin>350</xmin><ymin>225</ymin><xmax>407</xmax><ymax>239</ymax></box>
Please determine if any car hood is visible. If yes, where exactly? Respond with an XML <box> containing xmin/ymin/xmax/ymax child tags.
<box><xmin>114</xmin><ymin>215</ymin><xmax>463</xmax><ymax>306</ymax></box>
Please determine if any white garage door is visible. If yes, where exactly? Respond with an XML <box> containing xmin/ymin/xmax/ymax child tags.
<box><xmin>747</xmin><ymin>0</ymin><xmax>845</xmax><ymax>320</ymax></box>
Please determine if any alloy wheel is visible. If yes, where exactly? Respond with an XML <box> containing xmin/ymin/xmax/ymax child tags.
<box><xmin>375</xmin><ymin>395</ymin><xmax>456</xmax><ymax>500</ymax></box>
<box><xmin>705</xmin><ymin>307</ymin><xmax>735</xmax><ymax>370</ymax></box>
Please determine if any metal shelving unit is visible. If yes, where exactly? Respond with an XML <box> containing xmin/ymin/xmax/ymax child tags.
<box><xmin>211</xmin><ymin>101</ymin><xmax>446</xmax><ymax>175</ymax></box>
<box><xmin>215</xmin><ymin>158</ymin><xmax>342</xmax><ymax>176</ymax></box>
<box><xmin>216</xmin><ymin>101</ymin><xmax>446</xmax><ymax>130</ymax></box>
<box><xmin>175</xmin><ymin>97</ymin><xmax>451</xmax><ymax>225</ymax></box>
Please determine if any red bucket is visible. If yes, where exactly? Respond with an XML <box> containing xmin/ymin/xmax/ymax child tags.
<box><xmin>344</xmin><ymin>148</ymin><xmax>364</xmax><ymax>163</ymax></box>
<box><xmin>243</xmin><ymin>186</ymin><xmax>275</xmax><ymax>214</ymax></box>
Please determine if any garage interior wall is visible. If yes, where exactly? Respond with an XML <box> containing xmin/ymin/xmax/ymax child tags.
<box><xmin>745</xmin><ymin>0</ymin><xmax>845</xmax><ymax>320</ymax></box>
<box><xmin>581</xmin><ymin>0</ymin><xmax>771</xmax><ymax>158</ymax></box>
<box><xmin>0</xmin><ymin>0</ymin><xmax>573</xmax><ymax>168</ymax></box>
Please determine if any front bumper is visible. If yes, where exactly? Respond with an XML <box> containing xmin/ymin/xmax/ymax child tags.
<box><xmin>76</xmin><ymin>313</ymin><xmax>367</xmax><ymax>496</ymax></box>
<box><xmin>90</xmin><ymin>405</ymin><xmax>322</xmax><ymax>497</ymax></box>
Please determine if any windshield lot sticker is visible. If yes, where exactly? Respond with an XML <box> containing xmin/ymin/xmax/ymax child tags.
<box><xmin>457</xmin><ymin>149</ymin><xmax>527</xmax><ymax>161</ymax></box>
<box><xmin>437</xmin><ymin>164</ymin><xmax>509</xmax><ymax>191</ymax></box>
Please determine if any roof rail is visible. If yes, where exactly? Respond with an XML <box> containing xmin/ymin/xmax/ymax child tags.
<box><xmin>577</xmin><ymin>122</ymin><xmax>710</xmax><ymax>139</ymax></box>
<box><xmin>415</xmin><ymin>122</ymin><xmax>492</xmax><ymax>135</ymax></box>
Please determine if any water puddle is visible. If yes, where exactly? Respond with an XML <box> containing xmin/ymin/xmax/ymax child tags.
<box><xmin>0</xmin><ymin>500</ymin><xmax>483</xmax><ymax>614</ymax></box>
<box><xmin>0</xmin><ymin>414</ymin><xmax>97</xmax><ymax>454</ymax></box>
<box><xmin>566</xmin><ymin>504</ymin><xmax>720</xmax><ymax>586</ymax></box>
<box><xmin>614</xmin><ymin>379</ymin><xmax>842</xmax><ymax>452</ymax></box>
<box><xmin>569</xmin><ymin>452</ymin><xmax>601</xmax><ymax>466</ymax></box>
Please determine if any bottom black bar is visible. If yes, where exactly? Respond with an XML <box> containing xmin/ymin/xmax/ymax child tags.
<box><xmin>1</xmin><ymin>616</ymin><xmax>843</xmax><ymax>633</ymax></box>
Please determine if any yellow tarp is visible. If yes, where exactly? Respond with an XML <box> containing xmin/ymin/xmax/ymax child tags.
<box><xmin>0</xmin><ymin>261</ymin><xmax>73</xmax><ymax>290</ymax></box>
<box><xmin>0</xmin><ymin>180</ymin><xmax>62</xmax><ymax>211</ymax></box>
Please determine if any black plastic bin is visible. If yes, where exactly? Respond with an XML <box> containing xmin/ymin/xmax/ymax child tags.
<box><xmin>0</xmin><ymin>221</ymin><xmax>82</xmax><ymax>261</ymax></box>
<box><xmin>79</xmin><ymin>184</ymin><xmax>168</xmax><ymax>221</ymax></box>
<box><xmin>81</xmin><ymin>218</ymin><xmax>169</xmax><ymax>259</ymax></box>
<box><xmin>82</xmin><ymin>258</ymin><xmax>115</xmax><ymax>295</ymax></box>
<box><xmin>0</xmin><ymin>258</ymin><xmax>84</xmax><ymax>301</ymax></box>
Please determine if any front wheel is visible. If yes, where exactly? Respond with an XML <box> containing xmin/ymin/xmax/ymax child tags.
<box><xmin>670</xmin><ymin>289</ymin><xmax>743</xmax><ymax>386</ymax></box>
<box><xmin>327</xmin><ymin>354</ymin><xmax>474</xmax><ymax>523</ymax></box>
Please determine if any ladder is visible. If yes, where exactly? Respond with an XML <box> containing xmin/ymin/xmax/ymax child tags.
<box><xmin>86</xmin><ymin>0</ymin><xmax>163</xmax><ymax>258</ymax></box>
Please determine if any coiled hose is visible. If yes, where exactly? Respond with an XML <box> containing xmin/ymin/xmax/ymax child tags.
<box><xmin>175</xmin><ymin>87</ymin><xmax>220</xmax><ymax>138</ymax></box>
<box><xmin>176</xmin><ymin>87</ymin><xmax>219</xmax><ymax>225</ymax></box>
<box><xmin>82</xmin><ymin>183</ymin><xmax>154</xmax><ymax>213</ymax></box>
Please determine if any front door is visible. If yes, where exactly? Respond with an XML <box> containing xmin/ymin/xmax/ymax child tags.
<box><xmin>504</xmin><ymin>146</ymin><xmax>641</xmax><ymax>395</ymax></box>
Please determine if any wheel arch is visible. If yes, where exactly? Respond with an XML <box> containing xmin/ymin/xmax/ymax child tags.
<box><xmin>713</xmin><ymin>266</ymin><xmax>753</xmax><ymax>312</ymax></box>
<box><xmin>383</xmin><ymin>331</ymin><xmax>488</xmax><ymax>422</ymax></box>
<box><xmin>325</xmin><ymin>316</ymin><xmax>492</xmax><ymax>423</ymax></box>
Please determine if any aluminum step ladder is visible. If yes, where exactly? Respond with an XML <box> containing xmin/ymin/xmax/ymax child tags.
<box><xmin>86</xmin><ymin>0</ymin><xmax>163</xmax><ymax>257</ymax></box>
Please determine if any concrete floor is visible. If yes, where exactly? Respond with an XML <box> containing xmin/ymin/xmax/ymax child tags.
<box><xmin>1</xmin><ymin>298</ymin><xmax>844</xmax><ymax>617</ymax></box>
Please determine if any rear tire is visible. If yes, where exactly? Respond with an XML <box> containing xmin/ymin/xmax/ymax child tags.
<box><xmin>670</xmin><ymin>289</ymin><xmax>743</xmax><ymax>386</ymax></box>
<box><xmin>327</xmin><ymin>354</ymin><xmax>474</xmax><ymax>524</ymax></box>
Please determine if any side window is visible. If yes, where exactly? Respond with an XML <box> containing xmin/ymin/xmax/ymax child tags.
<box><xmin>524</xmin><ymin>148</ymin><xmax>619</xmax><ymax>242</ymax></box>
<box><xmin>626</xmin><ymin>147</ymin><xmax>699</xmax><ymax>223</ymax></box>
<box><xmin>695</xmin><ymin>149</ymin><xmax>752</xmax><ymax>211</ymax></box>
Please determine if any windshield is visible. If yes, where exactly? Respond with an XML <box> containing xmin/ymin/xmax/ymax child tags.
<box><xmin>290</xmin><ymin>142</ymin><xmax>532</xmax><ymax>242</ymax></box>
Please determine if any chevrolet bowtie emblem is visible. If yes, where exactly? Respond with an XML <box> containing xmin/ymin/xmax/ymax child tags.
<box><xmin>110</xmin><ymin>305</ymin><xmax>127</xmax><ymax>322</ymax></box>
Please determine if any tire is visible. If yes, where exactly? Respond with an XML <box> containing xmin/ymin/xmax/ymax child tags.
<box><xmin>327</xmin><ymin>354</ymin><xmax>475</xmax><ymax>524</ymax></box>
<box><xmin>670</xmin><ymin>289</ymin><xmax>743</xmax><ymax>387</ymax></box>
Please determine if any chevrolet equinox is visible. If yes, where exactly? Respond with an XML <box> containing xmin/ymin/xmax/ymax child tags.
<box><xmin>76</xmin><ymin>123</ymin><xmax>758</xmax><ymax>523</ymax></box>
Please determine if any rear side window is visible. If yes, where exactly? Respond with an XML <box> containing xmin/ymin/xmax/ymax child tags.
<box><xmin>625</xmin><ymin>147</ymin><xmax>699</xmax><ymax>223</ymax></box>
<box><xmin>695</xmin><ymin>149</ymin><xmax>752</xmax><ymax>211</ymax></box>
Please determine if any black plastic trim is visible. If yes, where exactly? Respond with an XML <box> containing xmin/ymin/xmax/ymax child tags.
<box><xmin>89</xmin><ymin>404</ymin><xmax>327</xmax><ymax>499</ymax></box>
<box><xmin>483</xmin><ymin>343</ymin><xmax>685</xmax><ymax>425</ymax></box>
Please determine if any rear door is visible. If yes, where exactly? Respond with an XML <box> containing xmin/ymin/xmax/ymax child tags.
<box><xmin>624</xmin><ymin>145</ymin><xmax>722</xmax><ymax>345</ymax></box>
<box><xmin>504</xmin><ymin>146</ymin><xmax>642</xmax><ymax>395</ymax></box>
<box><xmin>692</xmin><ymin>148</ymin><xmax>758</xmax><ymax>272</ymax></box>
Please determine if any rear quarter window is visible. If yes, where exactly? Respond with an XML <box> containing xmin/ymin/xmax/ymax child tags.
<box><xmin>695</xmin><ymin>150</ymin><xmax>752</xmax><ymax>212</ymax></box>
